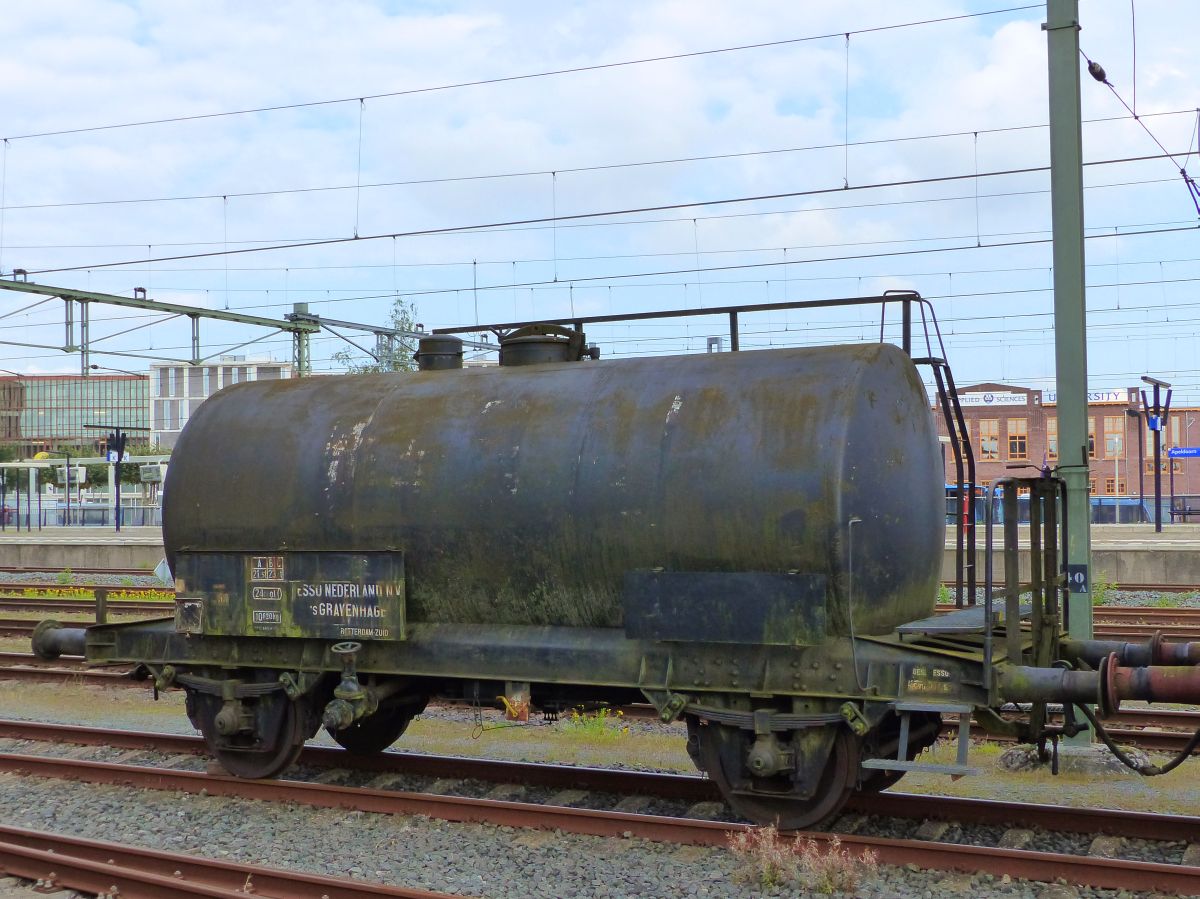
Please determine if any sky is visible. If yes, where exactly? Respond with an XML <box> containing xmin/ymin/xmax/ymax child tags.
<box><xmin>0</xmin><ymin>0</ymin><xmax>1198</xmax><ymax>400</ymax></box>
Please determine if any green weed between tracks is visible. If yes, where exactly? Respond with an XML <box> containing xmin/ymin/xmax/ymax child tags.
<box><xmin>561</xmin><ymin>706</ymin><xmax>630</xmax><ymax>742</ymax></box>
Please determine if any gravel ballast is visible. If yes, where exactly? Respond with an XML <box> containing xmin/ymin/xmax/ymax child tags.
<box><xmin>0</xmin><ymin>771</ymin><xmax>1182</xmax><ymax>899</ymax></box>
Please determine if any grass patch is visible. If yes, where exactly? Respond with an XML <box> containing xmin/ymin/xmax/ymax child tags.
<box><xmin>0</xmin><ymin>587</ymin><xmax>174</xmax><ymax>602</ymax></box>
<box><xmin>1091</xmin><ymin>576</ymin><xmax>1115</xmax><ymax>606</ymax></box>
<box><xmin>561</xmin><ymin>706</ymin><xmax>630</xmax><ymax>742</ymax></box>
<box><xmin>0</xmin><ymin>610</ymin><xmax>163</xmax><ymax>623</ymax></box>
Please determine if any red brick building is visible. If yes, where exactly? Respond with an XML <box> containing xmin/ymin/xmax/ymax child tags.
<box><xmin>934</xmin><ymin>383</ymin><xmax>1200</xmax><ymax>499</ymax></box>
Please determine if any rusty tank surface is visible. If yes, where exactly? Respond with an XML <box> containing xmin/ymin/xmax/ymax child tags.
<box><xmin>162</xmin><ymin>340</ymin><xmax>942</xmax><ymax>637</ymax></box>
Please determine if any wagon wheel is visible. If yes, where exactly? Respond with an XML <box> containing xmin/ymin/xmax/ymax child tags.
<box><xmin>698</xmin><ymin>722</ymin><xmax>858</xmax><ymax>830</ymax></box>
<box><xmin>328</xmin><ymin>701</ymin><xmax>423</xmax><ymax>755</ymax></box>
<box><xmin>191</xmin><ymin>689</ymin><xmax>308</xmax><ymax>779</ymax></box>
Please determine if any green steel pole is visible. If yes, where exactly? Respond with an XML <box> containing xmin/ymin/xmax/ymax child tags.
<box><xmin>1045</xmin><ymin>0</ymin><xmax>1093</xmax><ymax>741</ymax></box>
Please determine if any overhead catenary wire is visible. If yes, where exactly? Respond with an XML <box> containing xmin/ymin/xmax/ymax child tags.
<box><xmin>10</xmin><ymin>242</ymin><xmax>1200</xmax><ymax>337</ymax></box>
<box><xmin>9</xmin><ymin>268</ymin><xmax>1200</xmax><ymax>351</ymax></box>
<box><xmin>0</xmin><ymin>5</ymin><xmax>1041</xmax><ymax>144</ymax></box>
<box><xmin>4</xmin><ymin>107</ymin><xmax>1197</xmax><ymax>215</ymax></box>
<box><xmin>1081</xmin><ymin>47</ymin><xmax>1200</xmax><ymax>214</ymax></box>
<box><xmin>4</xmin><ymin>219</ymin><xmax>1198</xmax><ymax>340</ymax></box>
<box><xmin>13</xmin><ymin>150</ymin><xmax>1192</xmax><ymax>277</ymax></box>
<box><xmin>2</xmin><ymin>5</ymin><xmax>1195</xmax><ymax>397</ymax></box>
<box><xmin>2</xmin><ymin>171</ymin><xmax>1189</xmax><ymax>262</ymax></box>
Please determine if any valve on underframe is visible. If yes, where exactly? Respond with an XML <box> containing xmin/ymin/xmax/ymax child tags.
<box><xmin>321</xmin><ymin>641</ymin><xmax>374</xmax><ymax>731</ymax></box>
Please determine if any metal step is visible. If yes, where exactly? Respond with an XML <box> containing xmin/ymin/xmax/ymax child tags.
<box><xmin>861</xmin><ymin>701</ymin><xmax>978</xmax><ymax>777</ymax></box>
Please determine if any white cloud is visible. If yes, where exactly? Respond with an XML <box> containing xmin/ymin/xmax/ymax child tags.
<box><xmin>0</xmin><ymin>1</ymin><xmax>1196</xmax><ymax>392</ymax></box>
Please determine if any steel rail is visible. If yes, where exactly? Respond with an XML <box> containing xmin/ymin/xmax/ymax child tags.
<box><xmin>0</xmin><ymin>617</ymin><xmax>36</xmax><ymax>637</ymax></box>
<box><xmin>8</xmin><ymin>604</ymin><xmax>1194</xmax><ymax>645</ymax></box>
<box><xmin>935</xmin><ymin>602</ymin><xmax>1200</xmax><ymax>624</ymax></box>
<box><xmin>0</xmin><ymin>665</ymin><xmax>141</xmax><ymax>686</ymax></box>
<box><xmin>0</xmin><ymin>650</ymin><xmax>93</xmax><ymax>668</ymax></box>
<box><xmin>0</xmin><ymin>824</ymin><xmax>463</xmax><ymax>899</ymax></box>
<box><xmin>938</xmin><ymin>583</ymin><xmax>1200</xmax><ymax>595</ymax></box>
<box><xmin>0</xmin><ymin>749</ymin><xmax>1197</xmax><ymax>893</ymax></box>
<box><xmin>0</xmin><ymin>566</ymin><xmax>151</xmax><ymax>577</ymax></box>
<box><xmin>0</xmin><ymin>583</ymin><xmax>168</xmax><ymax>596</ymax></box>
<box><xmin>2</xmin><ymin>719</ymin><xmax>1200</xmax><ymax>842</ymax></box>
<box><xmin>0</xmin><ymin>597</ymin><xmax>170</xmax><ymax>614</ymax></box>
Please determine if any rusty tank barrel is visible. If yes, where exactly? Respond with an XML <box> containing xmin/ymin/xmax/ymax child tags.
<box><xmin>163</xmin><ymin>343</ymin><xmax>944</xmax><ymax>634</ymax></box>
<box><xmin>31</xmin><ymin>620</ymin><xmax>87</xmax><ymax>660</ymax></box>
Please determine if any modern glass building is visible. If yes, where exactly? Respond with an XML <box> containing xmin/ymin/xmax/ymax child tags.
<box><xmin>150</xmin><ymin>356</ymin><xmax>293</xmax><ymax>449</ymax></box>
<box><xmin>0</xmin><ymin>374</ymin><xmax>149</xmax><ymax>456</ymax></box>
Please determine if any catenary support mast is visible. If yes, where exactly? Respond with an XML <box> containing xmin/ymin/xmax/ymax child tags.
<box><xmin>1045</xmin><ymin>0</ymin><xmax>1093</xmax><ymax>741</ymax></box>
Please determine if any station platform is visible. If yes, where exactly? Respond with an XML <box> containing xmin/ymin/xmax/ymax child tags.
<box><xmin>0</xmin><ymin>527</ymin><xmax>165</xmax><ymax>570</ymax></box>
<box><xmin>0</xmin><ymin>524</ymin><xmax>1196</xmax><ymax>588</ymax></box>
<box><xmin>943</xmin><ymin>523</ymin><xmax>1200</xmax><ymax>588</ymax></box>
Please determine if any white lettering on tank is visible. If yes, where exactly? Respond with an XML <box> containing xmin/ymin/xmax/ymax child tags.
<box><xmin>665</xmin><ymin>394</ymin><xmax>684</xmax><ymax>425</ymax></box>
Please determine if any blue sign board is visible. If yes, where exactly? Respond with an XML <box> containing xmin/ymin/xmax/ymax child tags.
<box><xmin>1168</xmin><ymin>446</ymin><xmax>1200</xmax><ymax>459</ymax></box>
<box><xmin>1148</xmin><ymin>415</ymin><xmax>1163</xmax><ymax>431</ymax></box>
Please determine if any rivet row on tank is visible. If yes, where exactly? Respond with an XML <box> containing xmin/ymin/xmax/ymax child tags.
<box><xmin>834</xmin><ymin>662</ymin><xmax>843</xmax><ymax>670</ymax></box>
<box><xmin>810</xmin><ymin>662</ymin><xmax>820</xmax><ymax>669</ymax></box>
<box><xmin>828</xmin><ymin>674</ymin><xmax>837</xmax><ymax>681</ymax></box>
<box><xmin>791</xmin><ymin>661</ymin><xmax>799</xmax><ymax>668</ymax></box>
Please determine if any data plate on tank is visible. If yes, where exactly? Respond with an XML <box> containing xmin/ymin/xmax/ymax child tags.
<box><xmin>622</xmin><ymin>571</ymin><xmax>826</xmax><ymax>645</ymax></box>
<box><xmin>173</xmin><ymin>551</ymin><xmax>405</xmax><ymax>640</ymax></box>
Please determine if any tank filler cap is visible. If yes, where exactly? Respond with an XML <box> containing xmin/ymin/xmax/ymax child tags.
<box><xmin>499</xmin><ymin>323</ymin><xmax>589</xmax><ymax>366</ymax></box>
<box><xmin>415</xmin><ymin>335</ymin><xmax>464</xmax><ymax>371</ymax></box>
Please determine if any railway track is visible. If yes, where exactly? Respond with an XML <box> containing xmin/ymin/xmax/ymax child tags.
<box><xmin>1</xmin><ymin>654</ymin><xmax>1199</xmax><ymax>750</ymax></box>
<box><xmin>7</xmin><ymin>612</ymin><xmax>1198</xmax><ymax>644</ymax></box>
<box><xmin>0</xmin><ymin>825</ymin><xmax>459</xmax><ymax>899</ymax></box>
<box><xmin>0</xmin><ymin>565</ymin><xmax>152</xmax><ymax>577</ymax></box>
<box><xmin>0</xmin><ymin>719</ymin><xmax>1197</xmax><ymax>894</ymax></box>
<box><xmin>942</xmin><ymin>581</ymin><xmax>1200</xmax><ymax>594</ymax></box>
<box><xmin>0</xmin><ymin>653</ymin><xmax>1195</xmax><ymax>731</ymax></box>
<box><xmin>0</xmin><ymin>583</ymin><xmax>169</xmax><ymax>598</ymax></box>
<box><xmin>0</xmin><ymin>596</ymin><xmax>170</xmax><ymax>614</ymax></box>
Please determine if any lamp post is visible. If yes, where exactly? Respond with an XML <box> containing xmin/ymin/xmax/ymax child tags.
<box><xmin>86</xmin><ymin>366</ymin><xmax>149</xmax><ymax>532</ymax></box>
<box><xmin>1141</xmin><ymin>376</ymin><xmax>1173</xmax><ymax>532</ymax></box>
<box><xmin>84</xmin><ymin>421</ymin><xmax>150</xmax><ymax>532</ymax></box>
<box><xmin>1126</xmin><ymin>408</ymin><xmax>1143</xmax><ymax>522</ymax></box>
<box><xmin>1188</xmin><ymin>416</ymin><xmax>1197</xmax><ymax>496</ymax></box>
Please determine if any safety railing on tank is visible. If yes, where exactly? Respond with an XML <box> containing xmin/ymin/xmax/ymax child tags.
<box><xmin>436</xmin><ymin>290</ymin><xmax>978</xmax><ymax>611</ymax></box>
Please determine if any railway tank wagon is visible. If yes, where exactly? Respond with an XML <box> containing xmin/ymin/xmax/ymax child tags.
<box><xmin>35</xmin><ymin>295</ymin><xmax>1200</xmax><ymax>830</ymax></box>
